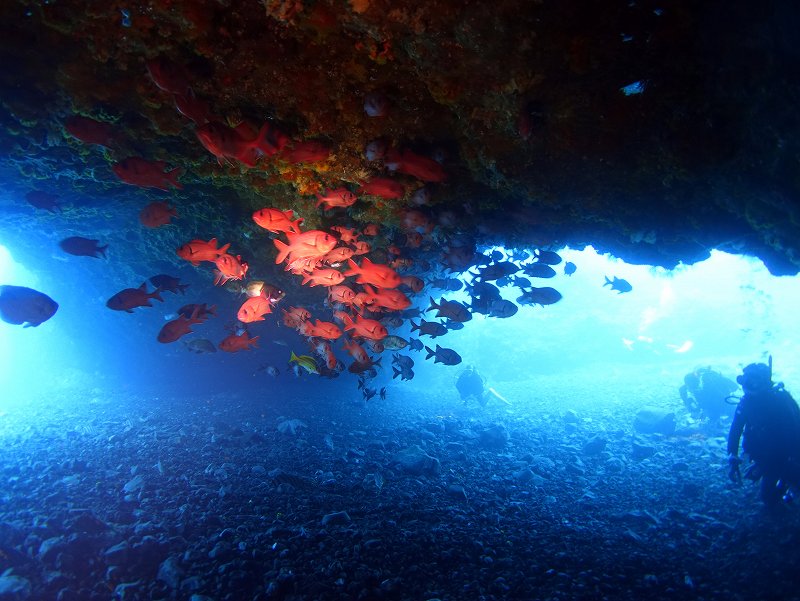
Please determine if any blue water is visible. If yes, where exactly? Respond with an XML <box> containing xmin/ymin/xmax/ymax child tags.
<box><xmin>2</xmin><ymin>183</ymin><xmax>800</xmax><ymax>600</ymax></box>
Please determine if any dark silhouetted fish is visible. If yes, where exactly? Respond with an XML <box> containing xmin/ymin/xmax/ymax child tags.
<box><xmin>516</xmin><ymin>287</ymin><xmax>562</xmax><ymax>306</ymax></box>
<box><xmin>59</xmin><ymin>236</ymin><xmax>107</xmax><ymax>258</ymax></box>
<box><xmin>25</xmin><ymin>191</ymin><xmax>61</xmax><ymax>213</ymax></box>
<box><xmin>488</xmin><ymin>299</ymin><xmax>518</xmax><ymax>318</ymax></box>
<box><xmin>424</xmin><ymin>344</ymin><xmax>462</xmax><ymax>366</ymax></box>
<box><xmin>604</xmin><ymin>276</ymin><xmax>632</xmax><ymax>294</ymax></box>
<box><xmin>0</xmin><ymin>285</ymin><xmax>58</xmax><ymax>327</ymax></box>
<box><xmin>410</xmin><ymin>318</ymin><xmax>448</xmax><ymax>338</ymax></box>
<box><xmin>184</xmin><ymin>338</ymin><xmax>217</xmax><ymax>354</ymax></box>
<box><xmin>149</xmin><ymin>274</ymin><xmax>189</xmax><ymax>295</ymax></box>
<box><xmin>523</xmin><ymin>263</ymin><xmax>556</xmax><ymax>278</ymax></box>
<box><xmin>535</xmin><ymin>249</ymin><xmax>562</xmax><ymax>265</ymax></box>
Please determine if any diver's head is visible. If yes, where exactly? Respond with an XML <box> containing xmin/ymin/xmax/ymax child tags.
<box><xmin>736</xmin><ymin>363</ymin><xmax>772</xmax><ymax>393</ymax></box>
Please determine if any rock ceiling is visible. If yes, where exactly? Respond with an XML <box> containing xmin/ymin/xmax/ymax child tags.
<box><xmin>0</xmin><ymin>0</ymin><xmax>798</xmax><ymax>275</ymax></box>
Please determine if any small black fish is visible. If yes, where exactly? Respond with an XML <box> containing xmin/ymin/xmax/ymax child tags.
<box><xmin>535</xmin><ymin>250</ymin><xmax>562</xmax><ymax>265</ymax></box>
<box><xmin>59</xmin><ymin>236</ymin><xmax>107</xmax><ymax>258</ymax></box>
<box><xmin>604</xmin><ymin>276</ymin><xmax>632</xmax><ymax>294</ymax></box>
<box><xmin>564</xmin><ymin>261</ymin><xmax>577</xmax><ymax>276</ymax></box>
<box><xmin>516</xmin><ymin>287</ymin><xmax>562</xmax><ymax>307</ymax></box>
<box><xmin>523</xmin><ymin>263</ymin><xmax>556</xmax><ymax>279</ymax></box>
<box><xmin>409</xmin><ymin>338</ymin><xmax>424</xmax><ymax>352</ymax></box>
<box><xmin>424</xmin><ymin>344</ymin><xmax>462</xmax><ymax>366</ymax></box>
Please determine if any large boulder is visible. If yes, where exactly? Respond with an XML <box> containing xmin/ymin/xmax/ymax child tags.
<box><xmin>634</xmin><ymin>407</ymin><xmax>676</xmax><ymax>436</ymax></box>
<box><xmin>392</xmin><ymin>445</ymin><xmax>440</xmax><ymax>476</ymax></box>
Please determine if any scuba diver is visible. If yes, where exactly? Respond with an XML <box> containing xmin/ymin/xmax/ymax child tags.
<box><xmin>727</xmin><ymin>360</ymin><xmax>800</xmax><ymax>507</ymax></box>
<box><xmin>456</xmin><ymin>366</ymin><xmax>488</xmax><ymax>406</ymax></box>
<box><xmin>679</xmin><ymin>367</ymin><xmax>739</xmax><ymax>428</ymax></box>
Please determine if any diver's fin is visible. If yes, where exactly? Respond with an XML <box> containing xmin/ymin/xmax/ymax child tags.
<box><xmin>488</xmin><ymin>387</ymin><xmax>511</xmax><ymax>405</ymax></box>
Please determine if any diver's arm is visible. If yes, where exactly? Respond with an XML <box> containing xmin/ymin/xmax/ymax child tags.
<box><xmin>727</xmin><ymin>403</ymin><xmax>746</xmax><ymax>457</ymax></box>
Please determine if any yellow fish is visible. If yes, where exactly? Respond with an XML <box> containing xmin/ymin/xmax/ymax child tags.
<box><xmin>289</xmin><ymin>351</ymin><xmax>319</xmax><ymax>375</ymax></box>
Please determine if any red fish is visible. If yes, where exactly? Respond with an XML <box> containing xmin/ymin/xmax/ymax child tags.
<box><xmin>219</xmin><ymin>331</ymin><xmax>259</xmax><ymax>352</ymax></box>
<box><xmin>177</xmin><ymin>238</ymin><xmax>230</xmax><ymax>266</ymax></box>
<box><xmin>158</xmin><ymin>309</ymin><xmax>203</xmax><ymax>343</ymax></box>
<box><xmin>281</xmin><ymin>140</ymin><xmax>331</xmax><ymax>164</ymax></box>
<box><xmin>299</xmin><ymin>319</ymin><xmax>343</xmax><ymax>340</ymax></box>
<box><xmin>361</xmin><ymin>285</ymin><xmax>411</xmax><ymax>311</ymax></box>
<box><xmin>25</xmin><ymin>191</ymin><xmax>61</xmax><ymax>213</ymax></box>
<box><xmin>340</xmin><ymin>313</ymin><xmax>388</xmax><ymax>341</ymax></box>
<box><xmin>237</xmin><ymin>295</ymin><xmax>272</xmax><ymax>323</ymax></box>
<box><xmin>196</xmin><ymin>121</ymin><xmax>288</xmax><ymax>166</ymax></box>
<box><xmin>282</xmin><ymin>306</ymin><xmax>311</xmax><ymax>329</ymax></box>
<box><xmin>213</xmin><ymin>254</ymin><xmax>248</xmax><ymax>286</ymax></box>
<box><xmin>301</xmin><ymin>268</ymin><xmax>345</xmax><ymax>287</ymax></box>
<box><xmin>344</xmin><ymin>257</ymin><xmax>401</xmax><ymax>289</ymax></box>
<box><xmin>362</xmin><ymin>223</ymin><xmax>380</xmax><ymax>236</ymax></box>
<box><xmin>400</xmin><ymin>275</ymin><xmax>425</xmax><ymax>293</ymax></box>
<box><xmin>327</xmin><ymin>285</ymin><xmax>356</xmax><ymax>306</ymax></box>
<box><xmin>400</xmin><ymin>209</ymin><xmax>433</xmax><ymax>233</ymax></box>
<box><xmin>385</xmin><ymin>148</ymin><xmax>446</xmax><ymax>182</ymax></box>
<box><xmin>252</xmin><ymin>208</ymin><xmax>303</xmax><ymax>234</ymax></box>
<box><xmin>330</xmin><ymin>226</ymin><xmax>359</xmax><ymax>244</ymax></box>
<box><xmin>273</xmin><ymin>230</ymin><xmax>338</xmax><ymax>264</ymax></box>
<box><xmin>64</xmin><ymin>116</ymin><xmax>116</xmax><ymax>148</ymax></box>
<box><xmin>357</xmin><ymin>177</ymin><xmax>405</xmax><ymax>199</ymax></box>
<box><xmin>139</xmin><ymin>201</ymin><xmax>178</xmax><ymax>228</ymax></box>
<box><xmin>60</xmin><ymin>236</ymin><xmax>107</xmax><ymax>258</ymax></box>
<box><xmin>173</xmin><ymin>90</ymin><xmax>211</xmax><ymax>124</ymax></box>
<box><xmin>146</xmin><ymin>57</ymin><xmax>191</xmax><ymax>95</ymax></box>
<box><xmin>323</xmin><ymin>246</ymin><xmax>354</xmax><ymax>266</ymax></box>
<box><xmin>106</xmin><ymin>283</ymin><xmax>163</xmax><ymax>313</ymax></box>
<box><xmin>113</xmin><ymin>157</ymin><xmax>183</xmax><ymax>191</ymax></box>
<box><xmin>342</xmin><ymin>339</ymin><xmax>369</xmax><ymax>363</ymax></box>
<box><xmin>196</xmin><ymin>121</ymin><xmax>261</xmax><ymax>167</ymax></box>
<box><xmin>315</xmin><ymin>187</ymin><xmax>358</xmax><ymax>209</ymax></box>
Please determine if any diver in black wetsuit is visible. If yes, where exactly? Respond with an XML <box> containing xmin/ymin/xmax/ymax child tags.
<box><xmin>727</xmin><ymin>362</ymin><xmax>800</xmax><ymax>507</ymax></box>
<box><xmin>679</xmin><ymin>367</ymin><xmax>738</xmax><ymax>428</ymax></box>
<box><xmin>456</xmin><ymin>366</ymin><xmax>487</xmax><ymax>406</ymax></box>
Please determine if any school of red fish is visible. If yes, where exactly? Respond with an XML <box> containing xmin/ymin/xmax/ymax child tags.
<box><xmin>23</xmin><ymin>56</ymin><xmax>571</xmax><ymax>392</ymax></box>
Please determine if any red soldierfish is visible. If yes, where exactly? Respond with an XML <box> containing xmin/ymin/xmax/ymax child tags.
<box><xmin>339</xmin><ymin>313</ymin><xmax>388</xmax><ymax>341</ymax></box>
<box><xmin>177</xmin><ymin>238</ymin><xmax>230</xmax><ymax>266</ymax></box>
<box><xmin>213</xmin><ymin>253</ymin><xmax>249</xmax><ymax>286</ymax></box>
<box><xmin>384</xmin><ymin>148</ymin><xmax>446</xmax><ymax>182</ymax></box>
<box><xmin>344</xmin><ymin>257</ymin><xmax>401</xmax><ymax>289</ymax></box>
<box><xmin>106</xmin><ymin>283</ymin><xmax>164</xmax><ymax>313</ymax></box>
<box><xmin>357</xmin><ymin>177</ymin><xmax>405</xmax><ymax>199</ymax></box>
<box><xmin>273</xmin><ymin>230</ymin><xmax>338</xmax><ymax>264</ymax></box>
<box><xmin>252</xmin><ymin>208</ymin><xmax>303</xmax><ymax>234</ymax></box>
<box><xmin>113</xmin><ymin>157</ymin><xmax>183</xmax><ymax>190</ymax></box>
<box><xmin>158</xmin><ymin>308</ymin><xmax>203</xmax><ymax>343</ymax></box>
<box><xmin>299</xmin><ymin>319</ymin><xmax>343</xmax><ymax>340</ymax></box>
<box><xmin>196</xmin><ymin>121</ymin><xmax>288</xmax><ymax>167</ymax></box>
<box><xmin>146</xmin><ymin>57</ymin><xmax>191</xmax><ymax>96</ymax></box>
<box><xmin>64</xmin><ymin>116</ymin><xmax>116</xmax><ymax>147</ymax></box>
<box><xmin>280</xmin><ymin>140</ymin><xmax>331</xmax><ymax>164</ymax></box>
<box><xmin>237</xmin><ymin>295</ymin><xmax>273</xmax><ymax>323</ymax></box>
<box><xmin>315</xmin><ymin>187</ymin><xmax>358</xmax><ymax>209</ymax></box>
<box><xmin>301</xmin><ymin>268</ymin><xmax>345</xmax><ymax>287</ymax></box>
<box><xmin>219</xmin><ymin>331</ymin><xmax>259</xmax><ymax>352</ymax></box>
<box><xmin>139</xmin><ymin>201</ymin><xmax>178</xmax><ymax>228</ymax></box>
